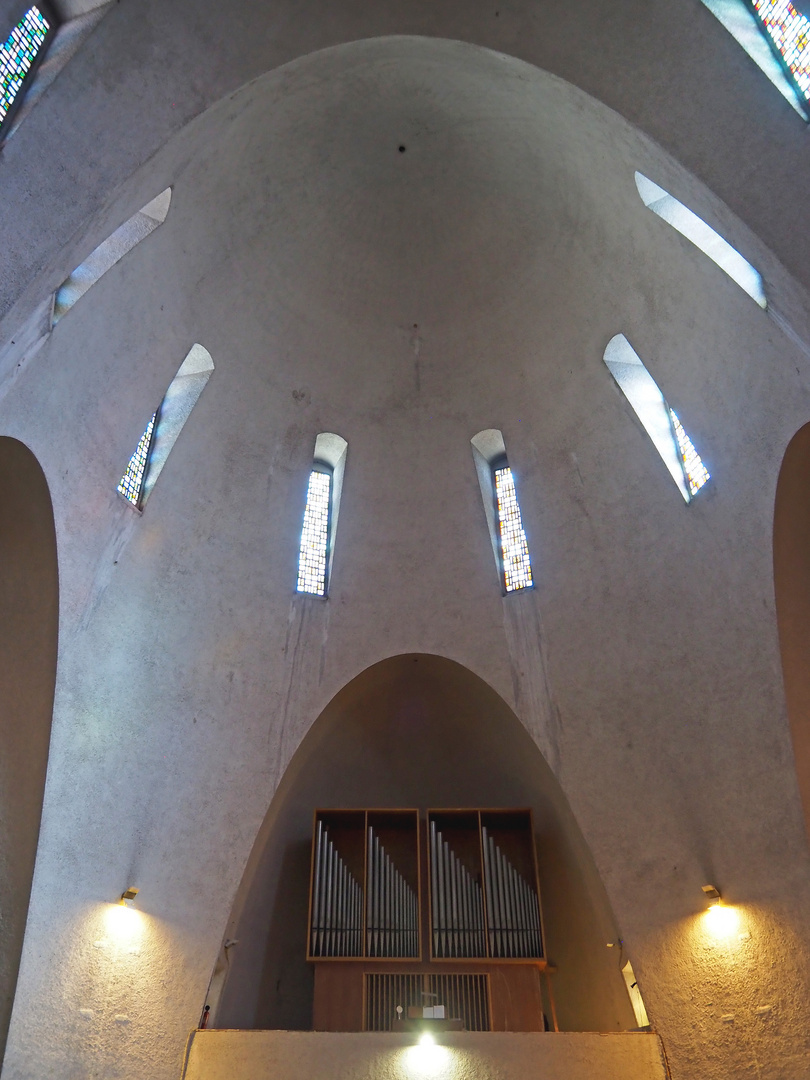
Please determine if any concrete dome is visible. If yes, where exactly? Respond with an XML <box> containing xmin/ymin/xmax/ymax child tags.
<box><xmin>2</xmin><ymin>31</ymin><xmax>810</xmax><ymax>1080</ymax></box>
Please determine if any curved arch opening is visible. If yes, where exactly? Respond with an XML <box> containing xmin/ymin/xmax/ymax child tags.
<box><xmin>774</xmin><ymin>420</ymin><xmax>810</xmax><ymax>838</ymax></box>
<box><xmin>0</xmin><ymin>437</ymin><xmax>58</xmax><ymax>1065</ymax></box>
<box><xmin>213</xmin><ymin>655</ymin><xmax>636</xmax><ymax>1034</ymax></box>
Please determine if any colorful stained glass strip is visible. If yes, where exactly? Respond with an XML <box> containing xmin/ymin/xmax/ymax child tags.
<box><xmin>750</xmin><ymin>0</ymin><xmax>810</xmax><ymax>101</ymax></box>
<box><xmin>670</xmin><ymin>409</ymin><xmax>711</xmax><ymax>497</ymax></box>
<box><xmin>494</xmin><ymin>466</ymin><xmax>533</xmax><ymax>592</ymax></box>
<box><xmin>297</xmin><ymin>469</ymin><xmax>331</xmax><ymax>596</ymax></box>
<box><xmin>117</xmin><ymin>412</ymin><xmax>156</xmax><ymax>508</ymax></box>
<box><xmin>0</xmin><ymin>7</ymin><xmax>50</xmax><ymax>126</ymax></box>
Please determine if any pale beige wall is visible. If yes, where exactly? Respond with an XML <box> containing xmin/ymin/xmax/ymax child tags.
<box><xmin>182</xmin><ymin>1030</ymin><xmax>668</xmax><ymax>1080</ymax></box>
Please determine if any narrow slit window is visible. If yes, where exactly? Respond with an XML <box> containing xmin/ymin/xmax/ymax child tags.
<box><xmin>0</xmin><ymin>6</ymin><xmax>53</xmax><ymax>136</ymax></box>
<box><xmin>494</xmin><ymin>463</ymin><xmax>533</xmax><ymax>592</ymax></box>
<box><xmin>117</xmin><ymin>343</ymin><xmax>214</xmax><ymax>511</ymax></box>
<box><xmin>295</xmin><ymin>433</ymin><xmax>348</xmax><ymax>598</ymax></box>
<box><xmin>53</xmin><ymin>188</ymin><xmax>172</xmax><ymax>324</ymax></box>
<box><xmin>670</xmin><ymin>409</ymin><xmax>712</xmax><ymax>497</ymax></box>
<box><xmin>297</xmin><ymin>468</ymin><xmax>332</xmax><ymax>596</ymax></box>
<box><xmin>471</xmin><ymin>430</ymin><xmax>534</xmax><ymax>594</ymax></box>
<box><xmin>699</xmin><ymin>0</ymin><xmax>810</xmax><ymax>118</ymax></box>
<box><xmin>117</xmin><ymin>411</ymin><xmax>157</xmax><ymax>508</ymax></box>
<box><xmin>635</xmin><ymin>172</ymin><xmax>767</xmax><ymax>308</ymax></box>
<box><xmin>604</xmin><ymin>334</ymin><xmax>711</xmax><ymax>504</ymax></box>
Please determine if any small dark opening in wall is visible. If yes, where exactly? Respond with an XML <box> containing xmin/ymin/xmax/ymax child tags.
<box><xmin>398</xmin><ymin>145</ymin><xmax>406</xmax><ymax>152</ymax></box>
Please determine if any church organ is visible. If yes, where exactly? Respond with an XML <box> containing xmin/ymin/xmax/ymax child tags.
<box><xmin>307</xmin><ymin>809</ymin><xmax>553</xmax><ymax>1032</ymax></box>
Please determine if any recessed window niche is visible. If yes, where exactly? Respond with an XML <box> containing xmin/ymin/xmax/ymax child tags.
<box><xmin>471</xmin><ymin>429</ymin><xmax>534</xmax><ymax>593</ymax></box>
<box><xmin>117</xmin><ymin>343</ymin><xmax>214</xmax><ymax>510</ymax></box>
<box><xmin>296</xmin><ymin>433</ymin><xmax>348</xmax><ymax>598</ymax></box>
<box><xmin>604</xmin><ymin>334</ymin><xmax>710</xmax><ymax>503</ymax></box>
<box><xmin>635</xmin><ymin>172</ymin><xmax>767</xmax><ymax>309</ymax></box>
<box><xmin>53</xmin><ymin>188</ymin><xmax>172</xmax><ymax>325</ymax></box>
<box><xmin>699</xmin><ymin>0</ymin><xmax>810</xmax><ymax>118</ymax></box>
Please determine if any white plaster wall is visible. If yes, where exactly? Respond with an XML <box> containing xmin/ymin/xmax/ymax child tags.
<box><xmin>182</xmin><ymin>1030</ymin><xmax>668</xmax><ymax>1080</ymax></box>
<box><xmin>0</xmin><ymin>35</ymin><xmax>809</xmax><ymax>1080</ymax></box>
<box><xmin>2</xmin><ymin>0</ymin><xmax>810</xmax><ymax>338</ymax></box>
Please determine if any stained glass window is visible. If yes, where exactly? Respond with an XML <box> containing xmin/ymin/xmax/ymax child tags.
<box><xmin>0</xmin><ymin>7</ymin><xmax>50</xmax><ymax>130</ymax></box>
<box><xmin>297</xmin><ymin>469</ymin><xmax>332</xmax><ymax>596</ymax></box>
<box><xmin>494</xmin><ymin>466</ymin><xmax>533</xmax><ymax>592</ymax></box>
<box><xmin>749</xmin><ymin>0</ymin><xmax>810</xmax><ymax>102</ymax></box>
<box><xmin>117</xmin><ymin>412</ymin><xmax>156</xmax><ymax>508</ymax></box>
<box><xmin>670</xmin><ymin>409</ymin><xmax>711</xmax><ymax>497</ymax></box>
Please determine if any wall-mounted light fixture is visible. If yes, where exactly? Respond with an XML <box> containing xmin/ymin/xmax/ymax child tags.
<box><xmin>701</xmin><ymin>884</ymin><xmax>740</xmax><ymax>937</ymax></box>
<box><xmin>120</xmin><ymin>887</ymin><xmax>139</xmax><ymax>907</ymax></box>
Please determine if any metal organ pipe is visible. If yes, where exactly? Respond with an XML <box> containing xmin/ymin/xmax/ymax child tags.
<box><xmin>363</xmin><ymin>824</ymin><xmax>418</xmax><ymax>958</ymax></box>
<box><xmin>429</xmin><ymin>825</ymin><xmax>489</xmax><ymax>958</ymax></box>
<box><xmin>309</xmin><ymin>824</ymin><xmax>365</xmax><ymax>957</ymax></box>
<box><xmin>311</xmin><ymin>820</ymin><xmax>323</xmax><ymax>956</ymax></box>
<box><xmin>312</xmin><ymin>814</ymin><xmax>541</xmax><ymax>964</ymax></box>
<box><xmin>476</xmin><ymin>825</ymin><xmax>543</xmax><ymax>959</ymax></box>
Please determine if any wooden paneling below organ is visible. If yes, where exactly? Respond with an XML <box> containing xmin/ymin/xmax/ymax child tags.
<box><xmin>308</xmin><ymin>808</ymin><xmax>554</xmax><ymax>1032</ymax></box>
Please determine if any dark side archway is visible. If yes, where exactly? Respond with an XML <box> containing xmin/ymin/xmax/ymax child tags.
<box><xmin>0</xmin><ymin>437</ymin><xmax>58</xmax><ymax>1065</ymax></box>
<box><xmin>213</xmin><ymin>654</ymin><xmax>636</xmax><ymax>1033</ymax></box>
<box><xmin>774</xmin><ymin>421</ymin><xmax>810</xmax><ymax>840</ymax></box>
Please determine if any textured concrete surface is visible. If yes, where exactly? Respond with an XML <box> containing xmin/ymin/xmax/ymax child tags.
<box><xmin>3</xmin><ymin>0</ymin><xmax>810</xmax><ymax>335</ymax></box>
<box><xmin>182</xmin><ymin>1030</ymin><xmax>668</xmax><ymax>1080</ymax></box>
<box><xmin>1</xmin><ymin>30</ymin><xmax>810</xmax><ymax>1080</ymax></box>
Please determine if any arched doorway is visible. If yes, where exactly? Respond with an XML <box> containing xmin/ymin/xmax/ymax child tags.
<box><xmin>0</xmin><ymin>438</ymin><xmax>58</xmax><ymax>1064</ymax></box>
<box><xmin>774</xmin><ymin>421</ymin><xmax>810</xmax><ymax>840</ymax></box>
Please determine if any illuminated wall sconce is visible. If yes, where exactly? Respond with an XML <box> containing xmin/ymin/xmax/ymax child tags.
<box><xmin>120</xmin><ymin>887</ymin><xmax>139</xmax><ymax>907</ymax></box>
<box><xmin>701</xmin><ymin>883</ymin><xmax>740</xmax><ymax>937</ymax></box>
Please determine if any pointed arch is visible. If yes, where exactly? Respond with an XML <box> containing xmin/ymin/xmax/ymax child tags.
<box><xmin>0</xmin><ymin>438</ymin><xmax>58</xmax><ymax>1065</ymax></box>
<box><xmin>211</xmin><ymin>655</ymin><xmax>635</xmax><ymax>1035</ymax></box>
<box><xmin>774</xmin><ymin>420</ymin><xmax>810</xmax><ymax>838</ymax></box>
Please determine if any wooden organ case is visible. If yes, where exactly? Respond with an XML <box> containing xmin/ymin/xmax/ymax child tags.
<box><xmin>308</xmin><ymin>809</ymin><xmax>554</xmax><ymax>1033</ymax></box>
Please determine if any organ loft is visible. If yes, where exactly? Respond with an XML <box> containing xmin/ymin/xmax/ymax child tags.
<box><xmin>308</xmin><ymin>809</ymin><xmax>551</xmax><ymax>1033</ymax></box>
